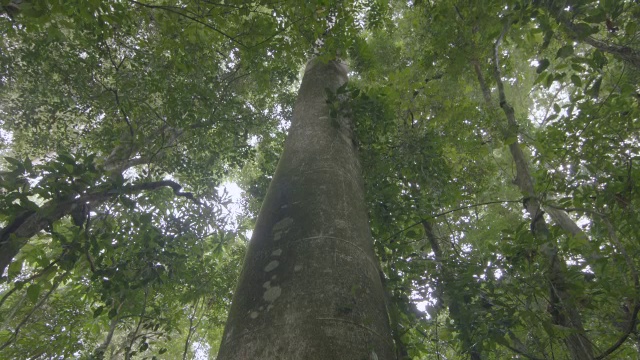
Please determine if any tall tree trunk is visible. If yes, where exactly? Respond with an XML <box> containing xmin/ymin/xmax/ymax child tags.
<box><xmin>470</xmin><ymin>27</ymin><xmax>595</xmax><ymax>359</ymax></box>
<box><xmin>216</xmin><ymin>58</ymin><xmax>394</xmax><ymax>359</ymax></box>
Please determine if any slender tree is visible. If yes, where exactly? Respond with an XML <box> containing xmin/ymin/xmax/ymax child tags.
<box><xmin>217</xmin><ymin>58</ymin><xmax>395</xmax><ymax>359</ymax></box>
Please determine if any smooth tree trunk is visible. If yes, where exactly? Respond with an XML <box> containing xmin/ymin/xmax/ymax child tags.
<box><xmin>216</xmin><ymin>59</ymin><xmax>394</xmax><ymax>359</ymax></box>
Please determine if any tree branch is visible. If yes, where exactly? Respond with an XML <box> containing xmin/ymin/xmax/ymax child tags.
<box><xmin>129</xmin><ymin>0</ymin><xmax>247</xmax><ymax>48</ymax></box>
<box><xmin>0</xmin><ymin>180</ymin><xmax>199</xmax><ymax>277</ymax></box>
<box><xmin>489</xmin><ymin>18</ymin><xmax>594</xmax><ymax>360</ymax></box>
<box><xmin>382</xmin><ymin>199</ymin><xmax>523</xmax><ymax>243</ymax></box>
<box><xmin>0</xmin><ymin>271</ymin><xmax>68</xmax><ymax>351</ymax></box>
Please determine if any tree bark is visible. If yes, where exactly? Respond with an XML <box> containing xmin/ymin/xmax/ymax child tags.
<box><xmin>216</xmin><ymin>58</ymin><xmax>394</xmax><ymax>359</ymax></box>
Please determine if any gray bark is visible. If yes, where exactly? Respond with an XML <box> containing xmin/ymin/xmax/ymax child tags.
<box><xmin>216</xmin><ymin>59</ymin><xmax>394</xmax><ymax>359</ymax></box>
<box><xmin>543</xmin><ymin>206</ymin><xmax>584</xmax><ymax>238</ymax></box>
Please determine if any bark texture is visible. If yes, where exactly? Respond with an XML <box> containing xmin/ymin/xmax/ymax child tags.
<box><xmin>217</xmin><ymin>59</ymin><xmax>394</xmax><ymax>359</ymax></box>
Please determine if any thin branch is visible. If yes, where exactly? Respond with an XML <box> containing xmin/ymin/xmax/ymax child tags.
<box><xmin>129</xmin><ymin>0</ymin><xmax>247</xmax><ymax>48</ymax></box>
<box><xmin>0</xmin><ymin>271</ymin><xmax>68</xmax><ymax>351</ymax></box>
<box><xmin>0</xmin><ymin>256</ymin><xmax>62</xmax><ymax>309</ymax></box>
<box><xmin>593</xmin><ymin>219</ymin><xmax>640</xmax><ymax>359</ymax></box>
<box><xmin>382</xmin><ymin>199</ymin><xmax>523</xmax><ymax>243</ymax></box>
<box><xmin>113</xmin><ymin>89</ymin><xmax>135</xmax><ymax>137</ymax></box>
<box><xmin>125</xmin><ymin>287</ymin><xmax>148</xmax><ymax>360</ymax></box>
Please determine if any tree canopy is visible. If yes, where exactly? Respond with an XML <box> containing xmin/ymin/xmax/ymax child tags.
<box><xmin>0</xmin><ymin>0</ymin><xmax>639</xmax><ymax>359</ymax></box>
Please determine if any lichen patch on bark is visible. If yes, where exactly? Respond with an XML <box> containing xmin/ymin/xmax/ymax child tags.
<box><xmin>264</xmin><ymin>260</ymin><xmax>279</xmax><ymax>272</ymax></box>
<box><xmin>263</xmin><ymin>286</ymin><xmax>282</xmax><ymax>303</ymax></box>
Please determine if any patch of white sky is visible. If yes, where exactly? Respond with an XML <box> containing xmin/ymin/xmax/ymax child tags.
<box><xmin>216</xmin><ymin>181</ymin><xmax>247</xmax><ymax>232</ymax></box>
<box><xmin>192</xmin><ymin>340</ymin><xmax>211</xmax><ymax>360</ymax></box>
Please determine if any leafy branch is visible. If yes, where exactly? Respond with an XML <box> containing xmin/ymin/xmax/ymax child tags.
<box><xmin>129</xmin><ymin>0</ymin><xmax>247</xmax><ymax>48</ymax></box>
<box><xmin>0</xmin><ymin>179</ymin><xmax>199</xmax><ymax>276</ymax></box>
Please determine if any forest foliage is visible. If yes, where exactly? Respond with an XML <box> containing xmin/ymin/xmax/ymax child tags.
<box><xmin>0</xmin><ymin>0</ymin><xmax>639</xmax><ymax>359</ymax></box>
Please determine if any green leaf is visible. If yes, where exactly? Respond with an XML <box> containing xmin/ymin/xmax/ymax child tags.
<box><xmin>583</xmin><ymin>10</ymin><xmax>607</xmax><ymax>24</ymax></box>
<box><xmin>26</xmin><ymin>284</ymin><xmax>41</xmax><ymax>303</ymax></box>
<box><xmin>625</xmin><ymin>21</ymin><xmax>637</xmax><ymax>37</ymax></box>
<box><xmin>4</xmin><ymin>157</ymin><xmax>23</xmax><ymax>169</ymax></box>
<box><xmin>58</xmin><ymin>153</ymin><xmax>76</xmax><ymax>165</ymax></box>
<box><xmin>555</xmin><ymin>45</ymin><xmax>574</xmax><ymax>59</ymax></box>
<box><xmin>544</xmin><ymin>73</ymin><xmax>554</xmax><ymax>88</ymax></box>
<box><xmin>592</xmin><ymin>50</ymin><xmax>608</xmax><ymax>68</ymax></box>
<box><xmin>573</xmin><ymin>23</ymin><xmax>599</xmax><ymax>39</ymax></box>
<box><xmin>536</xmin><ymin>59</ymin><xmax>550</xmax><ymax>74</ymax></box>
<box><xmin>570</xmin><ymin>74</ymin><xmax>582</xmax><ymax>87</ymax></box>
<box><xmin>23</xmin><ymin>157</ymin><xmax>33</xmax><ymax>172</ymax></box>
<box><xmin>586</xmin><ymin>77</ymin><xmax>602</xmax><ymax>98</ymax></box>
<box><xmin>541</xmin><ymin>30</ymin><xmax>554</xmax><ymax>50</ymax></box>
<box><xmin>108</xmin><ymin>308</ymin><xmax>118</xmax><ymax>319</ymax></box>
<box><xmin>93</xmin><ymin>306</ymin><xmax>105</xmax><ymax>318</ymax></box>
<box><xmin>571</xmin><ymin>63</ymin><xmax>585</xmax><ymax>72</ymax></box>
<box><xmin>504</xmin><ymin>136</ymin><xmax>518</xmax><ymax>145</ymax></box>
<box><xmin>7</xmin><ymin>259</ymin><xmax>23</xmax><ymax>280</ymax></box>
